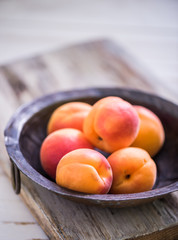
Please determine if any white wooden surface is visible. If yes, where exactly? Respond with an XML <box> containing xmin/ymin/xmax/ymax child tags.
<box><xmin>0</xmin><ymin>0</ymin><xmax>178</xmax><ymax>239</ymax></box>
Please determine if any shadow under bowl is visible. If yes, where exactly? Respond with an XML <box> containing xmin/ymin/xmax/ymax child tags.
<box><xmin>4</xmin><ymin>88</ymin><xmax>178</xmax><ymax>207</ymax></box>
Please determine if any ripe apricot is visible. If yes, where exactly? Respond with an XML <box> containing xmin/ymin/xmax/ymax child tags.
<box><xmin>47</xmin><ymin>102</ymin><xmax>92</xmax><ymax>134</ymax></box>
<box><xmin>56</xmin><ymin>148</ymin><xmax>113</xmax><ymax>194</ymax></box>
<box><xmin>83</xmin><ymin>96</ymin><xmax>140</xmax><ymax>153</ymax></box>
<box><xmin>40</xmin><ymin>128</ymin><xmax>93</xmax><ymax>179</ymax></box>
<box><xmin>107</xmin><ymin>147</ymin><xmax>157</xmax><ymax>194</ymax></box>
<box><xmin>131</xmin><ymin>106</ymin><xmax>165</xmax><ymax>157</ymax></box>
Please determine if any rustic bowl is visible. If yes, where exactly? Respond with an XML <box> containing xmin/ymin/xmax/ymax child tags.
<box><xmin>4</xmin><ymin>88</ymin><xmax>178</xmax><ymax>207</ymax></box>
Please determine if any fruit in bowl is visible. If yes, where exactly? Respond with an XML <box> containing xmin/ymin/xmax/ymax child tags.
<box><xmin>40</xmin><ymin>128</ymin><xmax>93</xmax><ymax>179</ymax></box>
<box><xmin>56</xmin><ymin>148</ymin><xmax>113</xmax><ymax>194</ymax></box>
<box><xmin>131</xmin><ymin>105</ymin><xmax>165</xmax><ymax>157</ymax></box>
<box><xmin>107</xmin><ymin>147</ymin><xmax>157</xmax><ymax>194</ymax></box>
<box><xmin>83</xmin><ymin>96</ymin><xmax>140</xmax><ymax>153</ymax></box>
<box><xmin>47</xmin><ymin>102</ymin><xmax>92</xmax><ymax>134</ymax></box>
<box><xmin>40</xmin><ymin>96</ymin><xmax>164</xmax><ymax>195</ymax></box>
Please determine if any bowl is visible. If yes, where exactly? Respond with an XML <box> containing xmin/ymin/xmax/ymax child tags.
<box><xmin>4</xmin><ymin>88</ymin><xmax>178</xmax><ymax>207</ymax></box>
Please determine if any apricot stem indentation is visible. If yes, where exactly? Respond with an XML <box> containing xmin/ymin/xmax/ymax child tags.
<box><xmin>125</xmin><ymin>174</ymin><xmax>131</xmax><ymax>179</ymax></box>
<box><xmin>98</xmin><ymin>136</ymin><xmax>103</xmax><ymax>141</ymax></box>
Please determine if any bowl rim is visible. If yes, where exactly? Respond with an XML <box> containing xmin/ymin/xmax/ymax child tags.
<box><xmin>4</xmin><ymin>87</ymin><xmax>178</xmax><ymax>207</ymax></box>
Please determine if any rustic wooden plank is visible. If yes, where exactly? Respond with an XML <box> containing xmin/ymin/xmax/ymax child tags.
<box><xmin>1</xmin><ymin>40</ymin><xmax>177</xmax><ymax>103</ymax></box>
<box><xmin>0</xmin><ymin>39</ymin><xmax>178</xmax><ymax>240</ymax></box>
<box><xmin>21</xmin><ymin>174</ymin><xmax>178</xmax><ymax>240</ymax></box>
<box><xmin>0</xmin><ymin>163</ymin><xmax>47</xmax><ymax>240</ymax></box>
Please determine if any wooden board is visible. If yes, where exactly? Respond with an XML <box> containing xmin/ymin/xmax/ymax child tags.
<box><xmin>0</xmin><ymin>39</ymin><xmax>178</xmax><ymax>239</ymax></box>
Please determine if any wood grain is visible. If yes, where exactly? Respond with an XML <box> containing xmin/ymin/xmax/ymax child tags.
<box><xmin>0</xmin><ymin>39</ymin><xmax>178</xmax><ymax>240</ymax></box>
<box><xmin>22</xmin><ymin>174</ymin><xmax>178</xmax><ymax>240</ymax></box>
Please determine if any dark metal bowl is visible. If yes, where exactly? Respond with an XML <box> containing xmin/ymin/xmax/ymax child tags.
<box><xmin>4</xmin><ymin>88</ymin><xmax>178</xmax><ymax>207</ymax></box>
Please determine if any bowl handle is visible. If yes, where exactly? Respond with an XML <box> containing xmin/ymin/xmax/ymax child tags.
<box><xmin>10</xmin><ymin>159</ymin><xmax>21</xmax><ymax>194</ymax></box>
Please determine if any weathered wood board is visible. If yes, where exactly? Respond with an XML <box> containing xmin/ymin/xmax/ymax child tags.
<box><xmin>0</xmin><ymin>39</ymin><xmax>178</xmax><ymax>239</ymax></box>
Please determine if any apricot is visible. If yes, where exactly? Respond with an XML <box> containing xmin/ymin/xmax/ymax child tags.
<box><xmin>56</xmin><ymin>148</ymin><xmax>113</xmax><ymax>194</ymax></box>
<box><xmin>107</xmin><ymin>147</ymin><xmax>157</xmax><ymax>194</ymax></box>
<box><xmin>40</xmin><ymin>128</ymin><xmax>93</xmax><ymax>179</ymax></box>
<box><xmin>83</xmin><ymin>96</ymin><xmax>140</xmax><ymax>153</ymax></box>
<box><xmin>47</xmin><ymin>102</ymin><xmax>92</xmax><ymax>134</ymax></box>
<box><xmin>131</xmin><ymin>106</ymin><xmax>165</xmax><ymax>157</ymax></box>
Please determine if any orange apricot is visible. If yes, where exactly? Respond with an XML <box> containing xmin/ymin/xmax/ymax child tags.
<box><xmin>83</xmin><ymin>96</ymin><xmax>140</xmax><ymax>153</ymax></box>
<box><xmin>56</xmin><ymin>148</ymin><xmax>113</xmax><ymax>194</ymax></box>
<box><xmin>131</xmin><ymin>106</ymin><xmax>165</xmax><ymax>156</ymax></box>
<box><xmin>107</xmin><ymin>147</ymin><xmax>157</xmax><ymax>194</ymax></box>
<box><xmin>40</xmin><ymin>128</ymin><xmax>93</xmax><ymax>179</ymax></box>
<box><xmin>47</xmin><ymin>102</ymin><xmax>92</xmax><ymax>134</ymax></box>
